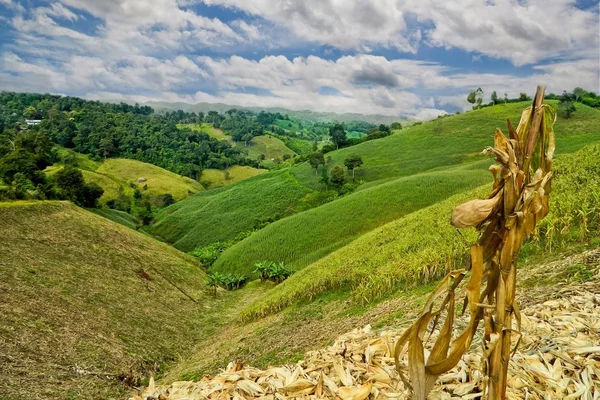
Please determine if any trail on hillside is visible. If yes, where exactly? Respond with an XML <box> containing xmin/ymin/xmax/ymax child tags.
<box><xmin>136</xmin><ymin>252</ymin><xmax>600</xmax><ymax>400</ymax></box>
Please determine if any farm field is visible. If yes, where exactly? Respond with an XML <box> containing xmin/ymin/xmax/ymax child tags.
<box><xmin>213</xmin><ymin>167</ymin><xmax>491</xmax><ymax>275</ymax></box>
<box><xmin>0</xmin><ymin>201</ymin><xmax>207</xmax><ymax>399</ymax></box>
<box><xmin>150</xmin><ymin>170</ymin><xmax>313</xmax><ymax>252</ymax></box>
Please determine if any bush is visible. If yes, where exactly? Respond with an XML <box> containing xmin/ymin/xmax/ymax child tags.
<box><xmin>206</xmin><ymin>271</ymin><xmax>248</xmax><ymax>294</ymax></box>
<box><xmin>254</xmin><ymin>261</ymin><xmax>293</xmax><ymax>283</ymax></box>
<box><xmin>190</xmin><ymin>241</ymin><xmax>232</xmax><ymax>267</ymax></box>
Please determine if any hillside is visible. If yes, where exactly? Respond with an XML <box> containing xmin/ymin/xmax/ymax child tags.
<box><xmin>243</xmin><ymin>144</ymin><xmax>600</xmax><ymax>319</ymax></box>
<box><xmin>0</xmin><ymin>201</ymin><xmax>208</xmax><ymax>399</ymax></box>
<box><xmin>213</xmin><ymin>167</ymin><xmax>491</xmax><ymax>275</ymax></box>
<box><xmin>149</xmin><ymin>170</ymin><xmax>312</xmax><ymax>252</ymax></box>
<box><xmin>152</xmin><ymin>102</ymin><xmax>600</xmax><ymax>257</ymax></box>
<box><xmin>200</xmin><ymin>165</ymin><xmax>268</xmax><ymax>189</ymax></box>
<box><xmin>47</xmin><ymin>149</ymin><xmax>204</xmax><ymax>204</ymax></box>
<box><xmin>292</xmin><ymin>101</ymin><xmax>600</xmax><ymax>188</ymax></box>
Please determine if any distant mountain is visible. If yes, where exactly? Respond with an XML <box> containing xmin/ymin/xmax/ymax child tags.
<box><xmin>140</xmin><ymin>101</ymin><xmax>406</xmax><ymax>125</ymax></box>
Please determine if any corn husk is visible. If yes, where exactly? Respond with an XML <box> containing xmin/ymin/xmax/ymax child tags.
<box><xmin>135</xmin><ymin>276</ymin><xmax>599</xmax><ymax>399</ymax></box>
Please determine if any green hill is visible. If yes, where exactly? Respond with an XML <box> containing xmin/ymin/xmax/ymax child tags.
<box><xmin>242</xmin><ymin>144</ymin><xmax>600</xmax><ymax>319</ymax></box>
<box><xmin>213</xmin><ymin>167</ymin><xmax>491</xmax><ymax>275</ymax></box>
<box><xmin>0</xmin><ymin>201</ymin><xmax>207</xmax><ymax>399</ymax></box>
<box><xmin>149</xmin><ymin>170</ymin><xmax>312</xmax><ymax>252</ymax></box>
<box><xmin>47</xmin><ymin>149</ymin><xmax>204</xmax><ymax>205</ymax></box>
<box><xmin>292</xmin><ymin>101</ymin><xmax>600</xmax><ymax>189</ymax></box>
<box><xmin>152</xmin><ymin>102</ymin><xmax>600</xmax><ymax>258</ymax></box>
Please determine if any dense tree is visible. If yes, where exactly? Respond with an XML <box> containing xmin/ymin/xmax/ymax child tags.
<box><xmin>391</xmin><ymin>122</ymin><xmax>403</xmax><ymax>130</ymax></box>
<box><xmin>491</xmin><ymin>91</ymin><xmax>499</xmax><ymax>105</ymax></box>
<box><xmin>519</xmin><ymin>93</ymin><xmax>531</xmax><ymax>102</ymax></box>
<box><xmin>54</xmin><ymin>166</ymin><xmax>103</xmax><ymax>207</ymax></box>
<box><xmin>328</xmin><ymin>123</ymin><xmax>347</xmax><ymax>149</ymax></box>
<box><xmin>344</xmin><ymin>154</ymin><xmax>363</xmax><ymax>178</ymax></box>
<box><xmin>558</xmin><ymin>91</ymin><xmax>577</xmax><ymax>119</ymax></box>
<box><xmin>467</xmin><ymin>88</ymin><xmax>484</xmax><ymax>109</ymax></box>
<box><xmin>329</xmin><ymin>165</ymin><xmax>345</xmax><ymax>186</ymax></box>
<box><xmin>308</xmin><ymin>152</ymin><xmax>325</xmax><ymax>175</ymax></box>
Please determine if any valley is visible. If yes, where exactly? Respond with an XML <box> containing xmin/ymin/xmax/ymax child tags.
<box><xmin>1</xmin><ymin>91</ymin><xmax>599</xmax><ymax>400</ymax></box>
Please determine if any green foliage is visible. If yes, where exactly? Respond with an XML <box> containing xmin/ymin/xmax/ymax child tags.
<box><xmin>0</xmin><ymin>92</ymin><xmax>255</xmax><ymax>178</ymax></box>
<box><xmin>328</xmin><ymin>123</ymin><xmax>347</xmax><ymax>149</ymax></box>
<box><xmin>329</xmin><ymin>165</ymin><xmax>345</xmax><ymax>186</ymax></box>
<box><xmin>343</xmin><ymin>154</ymin><xmax>363</xmax><ymax>178</ymax></box>
<box><xmin>308</xmin><ymin>152</ymin><xmax>325</xmax><ymax>175</ymax></box>
<box><xmin>254</xmin><ymin>261</ymin><xmax>293</xmax><ymax>283</ymax></box>
<box><xmin>390</xmin><ymin>122</ymin><xmax>403</xmax><ymax>130</ymax></box>
<box><xmin>54</xmin><ymin>166</ymin><xmax>104</xmax><ymax>208</ymax></box>
<box><xmin>467</xmin><ymin>88</ymin><xmax>483</xmax><ymax>108</ymax></box>
<box><xmin>206</xmin><ymin>271</ymin><xmax>248</xmax><ymax>292</ymax></box>
<box><xmin>190</xmin><ymin>241</ymin><xmax>232</xmax><ymax>267</ymax></box>
<box><xmin>558</xmin><ymin>91</ymin><xmax>577</xmax><ymax>119</ymax></box>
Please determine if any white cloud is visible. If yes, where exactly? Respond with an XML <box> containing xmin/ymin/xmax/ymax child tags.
<box><xmin>202</xmin><ymin>0</ymin><xmax>419</xmax><ymax>52</ymax></box>
<box><xmin>202</xmin><ymin>0</ymin><xmax>598</xmax><ymax>66</ymax></box>
<box><xmin>405</xmin><ymin>0</ymin><xmax>599</xmax><ymax>66</ymax></box>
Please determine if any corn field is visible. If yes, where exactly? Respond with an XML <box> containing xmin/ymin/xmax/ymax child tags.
<box><xmin>394</xmin><ymin>86</ymin><xmax>557</xmax><ymax>400</ymax></box>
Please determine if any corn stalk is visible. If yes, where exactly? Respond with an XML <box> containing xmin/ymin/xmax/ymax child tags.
<box><xmin>394</xmin><ymin>86</ymin><xmax>556</xmax><ymax>399</ymax></box>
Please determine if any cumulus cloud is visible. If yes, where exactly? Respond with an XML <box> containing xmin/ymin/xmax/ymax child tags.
<box><xmin>201</xmin><ymin>0</ymin><xmax>419</xmax><ymax>52</ymax></box>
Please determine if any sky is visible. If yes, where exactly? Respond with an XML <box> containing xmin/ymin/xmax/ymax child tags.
<box><xmin>0</xmin><ymin>0</ymin><xmax>598</xmax><ymax>120</ymax></box>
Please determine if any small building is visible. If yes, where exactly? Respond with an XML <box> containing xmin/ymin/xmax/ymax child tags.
<box><xmin>25</xmin><ymin>119</ymin><xmax>42</xmax><ymax>126</ymax></box>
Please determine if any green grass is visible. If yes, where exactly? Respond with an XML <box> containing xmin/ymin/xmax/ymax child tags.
<box><xmin>91</xmin><ymin>207</ymin><xmax>141</xmax><ymax>230</ymax></box>
<box><xmin>47</xmin><ymin>149</ymin><xmax>204</xmax><ymax>204</ymax></box>
<box><xmin>182</xmin><ymin>123</ymin><xmax>233</xmax><ymax>143</ymax></box>
<box><xmin>291</xmin><ymin>101</ymin><xmax>600</xmax><ymax>189</ymax></box>
<box><xmin>280</xmin><ymin>137</ymin><xmax>314</xmax><ymax>155</ymax></box>
<box><xmin>213</xmin><ymin>167</ymin><xmax>491</xmax><ymax>276</ymax></box>
<box><xmin>154</xmin><ymin>101</ymin><xmax>600</xmax><ymax>258</ymax></box>
<box><xmin>149</xmin><ymin>170</ymin><xmax>313</xmax><ymax>252</ymax></box>
<box><xmin>200</xmin><ymin>165</ymin><xmax>268</xmax><ymax>189</ymax></box>
<box><xmin>242</xmin><ymin>144</ymin><xmax>600</xmax><ymax>320</ymax></box>
<box><xmin>0</xmin><ymin>201</ymin><xmax>207</xmax><ymax>399</ymax></box>
<box><xmin>182</xmin><ymin>124</ymin><xmax>295</xmax><ymax>162</ymax></box>
<box><xmin>245</xmin><ymin>135</ymin><xmax>296</xmax><ymax>162</ymax></box>
<box><xmin>96</xmin><ymin>158</ymin><xmax>203</xmax><ymax>201</ymax></box>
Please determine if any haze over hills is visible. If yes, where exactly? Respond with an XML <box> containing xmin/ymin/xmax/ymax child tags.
<box><xmin>127</xmin><ymin>101</ymin><xmax>409</xmax><ymax>125</ymax></box>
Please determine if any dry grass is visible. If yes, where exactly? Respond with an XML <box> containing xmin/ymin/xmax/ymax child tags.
<box><xmin>0</xmin><ymin>201</ymin><xmax>208</xmax><ymax>399</ymax></box>
<box><xmin>138</xmin><ymin>249</ymin><xmax>600</xmax><ymax>400</ymax></box>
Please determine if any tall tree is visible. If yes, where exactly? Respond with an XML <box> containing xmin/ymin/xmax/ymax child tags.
<box><xmin>328</xmin><ymin>123</ymin><xmax>347</xmax><ymax>149</ymax></box>
<box><xmin>467</xmin><ymin>88</ymin><xmax>483</xmax><ymax>109</ymax></box>
<box><xmin>558</xmin><ymin>91</ymin><xmax>576</xmax><ymax>119</ymax></box>
<box><xmin>308</xmin><ymin>152</ymin><xmax>325</xmax><ymax>175</ymax></box>
<box><xmin>329</xmin><ymin>165</ymin><xmax>345</xmax><ymax>186</ymax></box>
<box><xmin>344</xmin><ymin>154</ymin><xmax>363</xmax><ymax>178</ymax></box>
<box><xmin>491</xmin><ymin>91</ymin><xmax>498</xmax><ymax>105</ymax></box>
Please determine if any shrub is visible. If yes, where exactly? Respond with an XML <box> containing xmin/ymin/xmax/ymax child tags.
<box><xmin>206</xmin><ymin>271</ymin><xmax>248</xmax><ymax>294</ymax></box>
<box><xmin>254</xmin><ymin>261</ymin><xmax>293</xmax><ymax>283</ymax></box>
<box><xmin>190</xmin><ymin>241</ymin><xmax>232</xmax><ymax>267</ymax></box>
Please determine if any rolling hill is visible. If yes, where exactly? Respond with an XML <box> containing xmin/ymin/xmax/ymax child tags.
<box><xmin>46</xmin><ymin>149</ymin><xmax>204</xmax><ymax>204</ymax></box>
<box><xmin>0</xmin><ymin>201</ymin><xmax>208</xmax><ymax>399</ymax></box>
<box><xmin>242</xmin><ymin>144</ymin><xmax>600</xmax><ymax>320</ymax></box>
<box><xmin>213</xmin><ymin>167</ymin><xmax>492</xmax><ymax>275</ymax></box>
<box><xmin>149</xmin><ymin>170</ymin><xmax>312</xmax><ymax>252</ymax></box>
<box><xmin>152</xmin><ymin>102</ymin><xmax>600</xmax><ymax>258</ymax></box>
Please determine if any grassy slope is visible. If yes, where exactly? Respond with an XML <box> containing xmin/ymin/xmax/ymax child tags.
<box><xmin>97</xmin><ymin>158</ymin><xmax>203</xmax><ymax>201</ymax></box>
<box><xmin>0</xmin><ymin>201</ymin><xmax>207</xmax><ymax>399</ymax></box>
<box><xmin>149</xmin><ymin>170</ymin><xmax>312</xmax><ymax>252</ymax></box>
<box><xmin>48</xmin><ymin>149</ymin><xmax>204</xmax><ymax>203</ymax></box>
<box><xmin>200</xmin><ymin>165</ymin><xmax>268</xmax><ymax>189</ymax></box>
<box><xmin>214</xmin><ymin>167</ymin><xmax>491</xmax><ymax>275</ymax></box>
<box><xmin>152</xmin><ymin>102</ymin><xmax>600</xmax><ymax>255</ymax></box>
<box><xmin>243</xmin><ymin>144</ymin><xmax>600</xmax><ymax>319</ymax></box>
<box><xmin>292</xmin><ymin>101</ymin><xmax>600</xmax><ymax>189</ymax></box>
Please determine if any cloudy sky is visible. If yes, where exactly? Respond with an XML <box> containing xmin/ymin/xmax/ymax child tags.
<box><xmin>0</xmin><ymin>0</ymin><xmax>598</xmax><ymax>119</ymax></box>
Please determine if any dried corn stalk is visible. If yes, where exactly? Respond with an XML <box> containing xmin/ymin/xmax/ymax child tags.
<box><xmin>395</xmin><ymin>86</ymin><xmax>556</xmax><ymax>400</ymax></box>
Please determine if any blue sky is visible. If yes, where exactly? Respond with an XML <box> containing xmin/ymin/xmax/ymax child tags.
<box><xmin>0</xmin><ymin>0</ymin><xmax>598</xmax><ymax>119</ymax></box>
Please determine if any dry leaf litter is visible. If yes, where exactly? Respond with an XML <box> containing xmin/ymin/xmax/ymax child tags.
<box><xmin>135</xmin><ymin>279</ymin><xmax>599</xmax><ymax>400</ymax></box>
